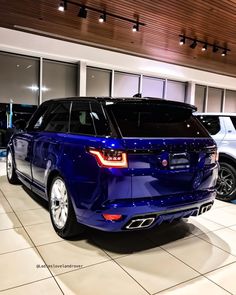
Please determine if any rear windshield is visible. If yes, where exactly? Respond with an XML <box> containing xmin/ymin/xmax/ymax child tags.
<box><xmin>105</xmin><ymin>103</ymin><xmax>209</xmax><ymax>138</ymax></box>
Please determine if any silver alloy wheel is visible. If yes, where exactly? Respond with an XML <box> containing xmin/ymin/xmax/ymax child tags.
<box><xmin>216</xmin><ymin>167</ymin><xmax>235</xmax><ymax>196</ymax></box>
<box><xmin>7</xmin><ymin>151</ymin><xmax>13</xmax><ymax>180</ymax></box>
<box><xmin>50</xmin><ymin>179</ymin><xmax>69</xmax><ymax>229</ymax></box>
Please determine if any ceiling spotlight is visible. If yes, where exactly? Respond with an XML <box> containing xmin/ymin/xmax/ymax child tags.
<box><xmin>221</xmin><ymin>49</ymin><xmax>227</xmax><ymax>56</ymax></box>
<box><xmin>99</xmin><ymin>13</ymin><xmax>106</xmax><ymax>23</ymax></box>
<box><xmin>179</xmin><ymin>36</ymin><xmax>185</xmax><ymax>45</ymax></box>
<box><xmin>78</xmin><ymin>6</ymin><xmax>87</xmax><ymax>18</ymax></box>
<box><xmin>213</xmin><ymin>45</ymin><xmax>219</xmax><ymax>53</ymax></box>
<box><xmin>132</xmin><ymin>23</ymin><xmax>139</xmax><ymax>32</ymax></box>
<box><xmin>202</xmin><ymin>43</ymin><xmax>207</xmax><ymax>51</ymax></box>
<box><xmin>190</xmin><ymin>40</ymin><xmax>197</xmax><ymax>49</ymax></box>
<box><xmin>58</xmin><ymin>1</ymin><xmax>65</xmax><ymax>12</ymax></box>
<box><xmin>57</xmin><ymin>1</ymin><xmax>146</xmax><ymax>31</ymax></box>
<box><xmin>178</xmin><ymin>35</ymin><xmax>230</xmax><ymax>57</ymax></box>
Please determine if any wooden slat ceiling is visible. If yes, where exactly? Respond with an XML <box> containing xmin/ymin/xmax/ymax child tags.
<box><xmin>1</xmin><ymin>0</ymin><xmax>236</xmax><ymax>77</ymax></box>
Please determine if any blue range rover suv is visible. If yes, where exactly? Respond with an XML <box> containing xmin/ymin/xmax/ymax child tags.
<box><xmin>7</xmin><ymin>97</ymin><xmax>218</xmax><ymax>238</ymax></box>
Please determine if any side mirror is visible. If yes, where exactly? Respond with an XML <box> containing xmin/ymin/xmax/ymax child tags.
<box><xmin>14</xmin><ymin>119</ymin><xmax>27</xmax><ymax>131</ymax></box>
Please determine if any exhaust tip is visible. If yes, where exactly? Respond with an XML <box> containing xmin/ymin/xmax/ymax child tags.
<box><xmin>125</xmin><ymin>217</ymin><xmax>155</xmax><ymax>230</ymax></box>
<box><xmin>199</xmin><ymin>202</ymin><xmax>213</xmax><ymax>215</ymax></box>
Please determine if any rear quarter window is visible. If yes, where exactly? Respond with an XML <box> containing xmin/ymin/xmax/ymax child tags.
<box><xmin>70</xmin><ymin>102</ymin><xmax>95</xmax><ymax>135</ymax></box>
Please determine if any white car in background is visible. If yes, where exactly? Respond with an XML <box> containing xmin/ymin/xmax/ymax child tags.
<box><xmin>195</xmin><ymin>113</ymin><xmax>236</xmax><ymax>202</ymax></box>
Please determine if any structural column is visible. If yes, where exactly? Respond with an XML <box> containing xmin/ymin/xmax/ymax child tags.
<box><xmin>186</xmin><ymin>81</ymin><xmax>196</xmax><ymax>105</ymax></box>
<box><xmin>78</xmin><ymin>61</ymin><xmax>87</xmax><ymax>96</ymax></box>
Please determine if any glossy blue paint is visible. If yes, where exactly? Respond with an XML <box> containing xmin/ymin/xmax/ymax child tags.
<box><xmin>8</xmin><ymin>98</ymin><xmax>219</xmax><ymax>232</ymax></box>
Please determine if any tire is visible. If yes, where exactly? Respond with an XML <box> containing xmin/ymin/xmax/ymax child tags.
<box><xmin>216</xmin><ymin>162</ymin><xmax>236</xmax><ymax>202</ymax></box>
<box><xmin>49</xmin><ymin>176</ymin><xmax>84</xmax><ymax>239</ymax></box>
<box><xmin>6</xmin><ymin>149</ymin><xmax>19</xmax><ymax>184</ymax></box>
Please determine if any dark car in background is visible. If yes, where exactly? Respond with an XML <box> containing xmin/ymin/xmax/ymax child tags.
<box><xmin>6</xmin><ymin>97</ymin><xmax>218</xmax><ymax>238</ymax></box>
<box><xmin>0</xmin><ymin>103</ymin><xmax>37</xmax><ymax>148</ymax></box>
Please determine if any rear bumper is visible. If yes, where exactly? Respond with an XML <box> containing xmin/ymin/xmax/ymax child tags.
<box><xmin>75</xmin><ymin>189</ymin><xmax>216</xmax><ymax>231</ymax></box>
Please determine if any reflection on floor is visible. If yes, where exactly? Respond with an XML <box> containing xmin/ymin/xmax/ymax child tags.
<box><xmin>0</xmin><ymin>174</ymin><xmax>236</xmax><ymax>295</ymax></box>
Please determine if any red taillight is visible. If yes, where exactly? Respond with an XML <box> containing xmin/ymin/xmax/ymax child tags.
<box><xmin>89</xmin><ymin>149</ymin><xmax>128</xmax><ymax>168</ymax></box>
<box><xmin>103</xmin><ymin>214</ymin><xmax>122</xmax><ymax>221</ymax></box>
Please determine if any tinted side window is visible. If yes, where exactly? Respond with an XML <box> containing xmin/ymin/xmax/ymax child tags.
<box><xmin>230</xmin><ymin>117</ymin><xmax>236</xmax><ymax>130</ymax></box>
<box><xmin>44</xmin><ymin>102</ymin><xmax>70</xmax><ymax>132</ymax></box>
<box><xmin>27</xmin><ymin>103</ymin><xmax>51</xmax><ymax>131</ymax></box>
<box><xmin>70</xmin><ymin>102</ymin><xmax>95</xmax><ymax>135</ymax></box>
<box><xmin>196</xmin><ymin>115</ymin><xmax>220</xmax><ymax>135</ymax></box>
<box><xmin>90</xmin><ymin>102</ymin><xmax>111</xmax><ymax>136</ymax></box>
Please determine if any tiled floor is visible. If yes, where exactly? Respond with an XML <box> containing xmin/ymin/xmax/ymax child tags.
<box><xmin>0</xmin><ymin>160</ymin><xmax>6</xmax><ymax>176</ymax></box>
<box><xmin>0</xmin><ymin>173</ymin><xmax>236</xmax><ymax>295</ymax></box>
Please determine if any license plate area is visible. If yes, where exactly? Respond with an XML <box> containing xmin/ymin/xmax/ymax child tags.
<box><xmin>169</xmin><ymin>153</ymin><xmax>190</xmax><ymax>170</ymax></box>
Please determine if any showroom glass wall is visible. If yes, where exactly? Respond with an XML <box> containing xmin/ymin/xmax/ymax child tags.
<box><xmin>86</xmin><ymin>67</ymin><xmax>111</xmax><ymax>97</ymax></box>
<box><xmin>86</xmin><ymin>66</ymin><xmax>186</xmax><ymax>100</ymax></box>
<box><xmin>42</xmin><ymin>60</ymin><xmax>78</xmax><ymax>101</ymax></box>
<box><xmin>1</xmin><ymin>50</ymin><xmax>236</xmax><ymax>148</ymax></box>
<box><xmin>0</xmin><ymin>51</ymin><xmax>78</xmax><ymax>147</ymax></box>
<box><xmin>86</xmin><ymin>68</ymin><xmax>236</xmax><ymax>113</ymax></box>
<box><xmin>195</xmin><ymin>84</ymin><xmax>236</xmax><ymax>113</ymax></box>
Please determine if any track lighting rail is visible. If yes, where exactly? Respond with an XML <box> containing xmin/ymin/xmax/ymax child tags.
<box><xmin>58</xmin><ymin>0</ymin><xmax>145</xmax><ymax>31</ymax></box>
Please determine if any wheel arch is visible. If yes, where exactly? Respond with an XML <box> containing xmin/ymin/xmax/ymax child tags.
<box><xmin>7</xmin><ymin>142</ymin><xmax>14</xmax><ymax>154</ymax></box>
<box><xmin>6</xmin><ymin>143</ymin><xmax>17</xmax><ymax>169</ymax></box>
<box><xmin>46</xmin><ymin>170</ymin><xmax>73</xmax><ymax>204</ymax></box>
<box><xmin>219</xmin><ymin>153</ymin><xmax>236</xmax><ymax>167</ymax></box>
<box><xmin>46</xmin><ymin>169</ymin><xmax>61</xmax><ymax>198</ymax></box>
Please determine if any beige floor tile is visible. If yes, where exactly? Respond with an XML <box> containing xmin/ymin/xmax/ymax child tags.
<box><xmin>16</xmin><ymin>208</ymin><xmax>50</xmax><ymax>226</ymax></box>
<box><xmin>198</xmin><ymin>228</ymin><xmax>236</xmax><ymax>255</ymax></box>
<box><xmin>0</xmin><ymin>162</ymin><xmax>6</xmax><ymax>177</ymax></box>
<box><xmin>0</xmin><ymin>248</ymin><xmax>51</xmax><ymax>291</ymax></box>
<box><xmin>187</xmin><ymin>216</ymin><xmax>224</xmax><ymax>236</ymax></box>
<box><xmin>0</xmin><ymin>227</ymin><xmax>33</xmax><ymax>254</ymax></box>
<box><xmin>0</xmin><ymin>177</ymin><xmax>22</xmax><ymax>193</ymax></box>
<box><xmin>56</xmin><ymin>260</ymin><xmax>148</xmax><ymax>295</ymax></box>
<box><xmin>4</xmin><ymin>189</ymin><xmax>30</xmax><ymax>198</ymax></box>
<box><xmin>38</xmin><ymin>239</ymin><xmax>110</xmax><ymax>275</ymax></box>
<box><xmin>25</xmin><ymin>222</ymin><xmax>62</xmax><ymax>246</ymax></box>
<box><xmin>229</xmin><ymin>224</ymin><xmax>236</xmax><ymax>232</ymax></box>
<box><xmin>212</xmin><ymin>199</ymin><xmax>231</xmax><ymax>209</ymax></box>
<box><xmin>0</xmin><ymin>212</ymin><xmax>21</xmax><ymax>230</ymax></box>
<box><xmin>202</xmin><ymin>207</ymin><xmax>236</xmax><ymax>227</ymax></box>
<box><xmin>0</xmin><ymin>278</ymin><xmax>63</xmax><ymax>295</ymax></box>
<box><xmin>102</xmin><ymin>249</ymin><xmax>130</xmax><ymax>259</ymax></box>
<box><xmin>0</xmin><ymin>185</ymin><xmax>22</xmax><ymax>194</ymax></box>
<box><xmin>162</xmin><ymin>236</ymin><xmax>236</xmax><ymax>274</ymax></box>
<box><xmin>206</xmin><ymin>262</ymin><xmax>236</xmax><ymax>294</ymax></box>
<box><xmin>158</xmin><ymin>276</ymin><xmax>230</xmax><ymax>295</ymax></box>
<box><xmin>0</xmin><ymin>175</ymin><xmax>7</xmax><ymax>181</ymax></box>
<box><xmin>218</xmin><ymin>204</ymin><xmax>236</xmax><ymax>215</ymax></box>
<box><xmin>0</xmin><ymin>195</ymin><xmax>13</xmax><ymax>214</ymax></box>
<box><xmin>5</xmin><ymin>192</ymin><xmax>41</xmax><ymax>211</ymax></box>
<box><xmin>116</xmin><ymin>247</ymin><xmax>198</xmax><ymax>294</ymax></box>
